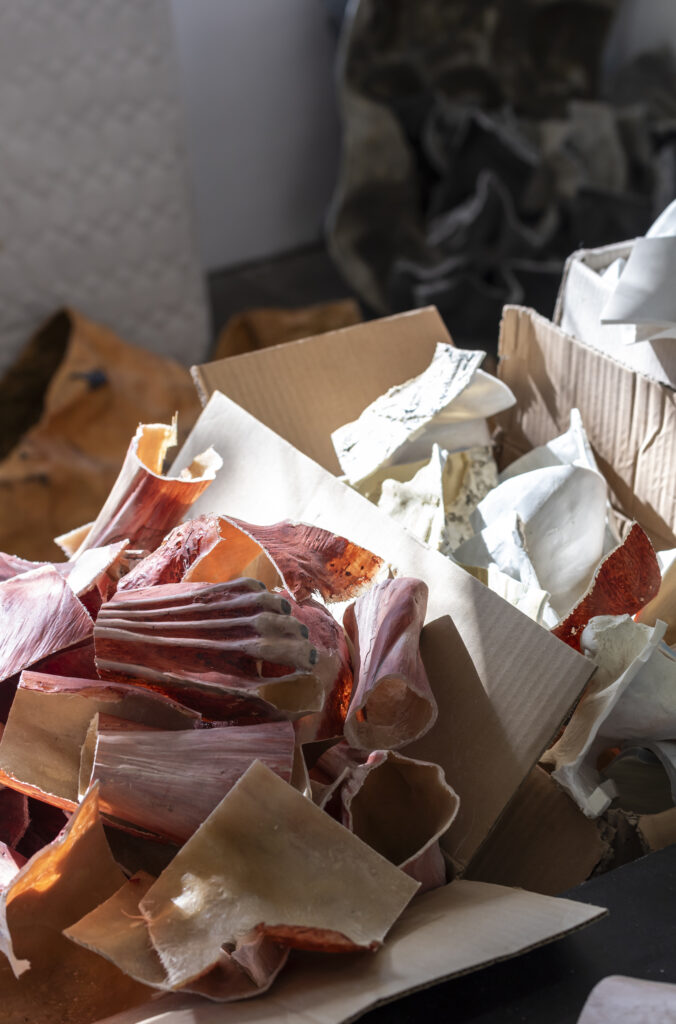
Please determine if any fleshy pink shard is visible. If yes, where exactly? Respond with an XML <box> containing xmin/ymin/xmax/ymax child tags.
<box><xmin>117</xmin><ymin>515</ymin><xmax>223</xmax><ymax>591</ymax></box>
<box><xmin>343</xmin><ymin>577</ymin><xmax>437</xmax><ymax>750</ymax></box>
<box><xmin>87</xmin><ymin>720</ymin><xmax>296</xmax><ymax>844</ymax></box>
<box><xmin>0</xmin><ymin>553</ymin><xmax>46</xmax><ymax>584</ymax></box>
<box><xmin>0</xmin><ymin>671</ymin><xmax>205</xmax><ymax>813</ymax></box>
<box><xmin>58</xmin><ymin>421</ymin><xmax>222</xmax><ymax>560</ymax></box>
<box><xmin>0</xmin><ymin>542</ymin><xmax>127</xmax><ymax>590</ymax></box>
<box><xmin>0</xmin><ymin>566</ymin><xmax>93</xmax><ymax>684</ymax></box>
<box><xmin>0</xmin><ymin>543</ymin><xmax>128</xmax><ymax>622</ymax></box>
<box><xmin>283</xmin><ymin>592</ymin><xmax>353</xmax><ymax>744</ymax></box>
<box><xmin>118</xmin><ymin>514</ymin><xmax>385</xmax><ymax>604</ymax></box>
<box><xmin>552</xmin><ymin>523</ymin><xmax>661</xmax><ymax>651</ymax></box>
<box><xmin>0</xmin><ymin>790</ymin><xmax>29</xmax><ymax>851</ymax></box>
<box><xmin>95</xmin><ymin>580</ymin><xmax>324</xmax><ymax>718</ymax></box>
<box><xmin>212</xmin><ymin>518</ymin><xmax>386</xmax><ymax>603</ymax></box>
<box><xmin>25</xmin><ymin>640</ymin><xmax>98</xmax><ymax>680</ymax></box>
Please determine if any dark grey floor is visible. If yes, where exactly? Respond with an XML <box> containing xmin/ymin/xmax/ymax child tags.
<box><xmin>207</xmin><ymin>243</ymin><xmax>358</xmax><ymax>346</ymax></box>
<box><xmin>359</xmin><ymin>843</ymin><xmax>676</xmax><ymax>1023</ymax></box>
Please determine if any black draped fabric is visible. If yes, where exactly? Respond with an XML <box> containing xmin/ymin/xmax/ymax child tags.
<box><xmin>327</xmin><ymin>0</ymin><xmax>676</xmax><ymax>351</ymax></box>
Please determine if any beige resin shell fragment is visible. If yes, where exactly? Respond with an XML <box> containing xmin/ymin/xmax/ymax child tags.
<box><xmin>134</xmin><ymin>761</ymin><xmax>418</xmax><ymax>989</ymax></box>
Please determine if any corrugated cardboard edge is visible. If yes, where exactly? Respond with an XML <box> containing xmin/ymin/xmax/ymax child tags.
<box><xmin>496</xmin><ymin>304</ymin><xmax>676</xmax><ymax>549</ymax></box>
<box><xmin>190</xmin><ymin>306</ymin><xmax>448</xmax><ymax>474</ymax></box>
<box><xmin>172</xmin><ymin>388</ymin><xmax>594</xmax><ymax>873</ymax></box>
<box><xmin>552</xmin><ymin>240</ymin><xmax>676</xmax><ymax>388</ymax></box>
<box><xmin>465</xmin><ymin>766</ymin><xmax>609</xmax><ymax>896</ymax></box>
<box><xmin>93</xmin><ymin>880</ymin><xmax>607</xmax><ymax>1024</ymax></box>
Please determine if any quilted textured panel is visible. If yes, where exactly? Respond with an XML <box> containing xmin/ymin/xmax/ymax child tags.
<box><xmin>0</xmin><ymin>0</ymin><xmax>209</xmax><ymax>372</ymax></box>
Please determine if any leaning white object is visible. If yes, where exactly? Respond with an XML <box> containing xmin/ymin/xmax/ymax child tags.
<box><xmin>331</xmin><ymin>344</ymin><xmax>514</xmax><ymax>486</ymax></box>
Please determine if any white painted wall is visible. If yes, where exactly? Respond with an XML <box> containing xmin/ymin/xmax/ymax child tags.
<box><xmin>170</xmin><ymin>0</ymin><xmax>341</xmax><ymax>272</ymax></box>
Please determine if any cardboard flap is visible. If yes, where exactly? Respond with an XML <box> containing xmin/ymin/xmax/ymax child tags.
<box><xmin>497</xmin><ymin>305</ymin><xmax>676</xmax><ymax>549</ymax></box>
<box><xmin>94</xmin><ymin>879</ymin><xmax>605</xmax><ymax>1024</ymax></box>
<box><xmin>465</xmin><ymin>766</ymin><xmax>608</xmax><ymax>896</ymax></box>
<box><xmin>191</xmin><ymin>306</ymin><xmax>447</xmax><ymax>474</ymax></box>
<box><xmin>172</xmin><ymin>390</ymin><xmax>594</xmax><ymax>871</ymax></box>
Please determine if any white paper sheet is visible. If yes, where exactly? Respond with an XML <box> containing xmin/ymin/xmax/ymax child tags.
<box><xmin>601</xmin><ymin>237</ymin><xmax>676</xmax><ymax>327</ymax></box>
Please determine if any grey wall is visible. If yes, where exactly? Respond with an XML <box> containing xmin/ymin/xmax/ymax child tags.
<box><xmin>605</xmin><ymin>0</ymin><xmax>676</xmax><ymax>71</ymax></box>
<box><xmin>170</xmin><ymin>0</ymin><xmax>341</xmax><ymax>272</ymax></box>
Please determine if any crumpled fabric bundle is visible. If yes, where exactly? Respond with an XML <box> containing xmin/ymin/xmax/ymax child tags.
<box><xmin>0</xmin><ymin>310</ymin><xmax>201</xmax><ymax>561</ymax></box>
<box><xmin>328</xmin><ymin>0</ymin><xmax>676</xmax><ymax>349</ymax></box>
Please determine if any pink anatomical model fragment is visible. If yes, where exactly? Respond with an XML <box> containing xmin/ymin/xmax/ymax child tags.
<box><xmin>95</xmin><ymin>578</ymin><xmax>324</xmax><ymax>719</ymax></box>
<box><xmin>59</xmin><ymin>421</ymin><xmax>221</xmax><ymax>559</ymax></box>
<box><xmin>343</xmin><ymin>577</ymin><xmax>437</xmax><ymax>750</ymax></box>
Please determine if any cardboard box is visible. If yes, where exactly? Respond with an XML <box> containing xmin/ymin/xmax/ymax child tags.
<box><xmin>497</xmin><ymin>305</ymin><xmax>676</xmax><ymax>549</ymax></box>
<box><xmin>554</xmin><ymin>241</ymin><xmax>676</xmax><ymax>388</ymax></box>
<box><xmin>92</xmin><ymin>308</ymin><xmax>606</xmax><ymax>1024</ymax></box>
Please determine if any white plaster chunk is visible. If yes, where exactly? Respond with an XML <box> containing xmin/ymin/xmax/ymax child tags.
<box><xmin>475</xmin><ymin>564</ymin><xmax>556</xmax><ymax>628</ymax></box>
<box><xmin>471</xmin><ymin>464</ymin><xmax>608</xmax><ymax>617</ymax></box>
<box><xmin>331</xmin><ymin>345</ymin><xmax>487</xmax><ymax>486</ymax></box>
<box><xmin>374</xmin><ymin>444</ymin><xmax>497</xmax><ymax>556</ymax></box>
<box><xmin>499</xmin><ymin>408</ymin><xmax>598</xmax><ymax>483</ymax></box>
<box><xmin>542</xmin><ymin>615</ymin><xmax>669</xmax><ymax>817</ymax></box>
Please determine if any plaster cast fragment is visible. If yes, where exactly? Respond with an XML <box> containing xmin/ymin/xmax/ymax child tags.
<box><xmin>542</xmin><ymin>616</ymin><xmax>669</xmax><ymax>816</ymax></box>
<box><xmin>86</xmin><ymin>720</ymin><xmax>295</xmax><ymax>844</ymax></box>
<box><xmin>136</xmin><ymin>761</ymin><xmax>418</xmax><ymax>989</ymax></box>
<box><xmin>0</xmin><ymin>671</ymin><xmax>202</xmax><ymax>810</ymax></box>
<box><xmin>316</xmin><ymin>744</ymin><xmax>458</xmax><ymax>892</ymax></box>
<box><xmin>331</xmin><ymin>344</ymin><xmax>485</xmax><ymax>485</ymax></box>
<box><xmin>0</xmin><ymin>566</ymin><xmax>93</xmax><ymax>683</ymax></box>
<box><xmin>95</xmin><ymin>580</ymin><xmax>324</xmax><ymax>718</ymax></box>
<box><xmin>65</xmin><ymin>870</ymin><xmax>289</xmax><ymax>1000</ymax></box>
<box><xmin>343</xmin><ymin>577</ymin><xmax>436</xmax><ymax>750</ymax></box>
<box><xmin>471</xmin><ymin>464</ymin><xmax>607</xmax><ymax>617</ymax></box>
<box><xmin>57</xmin><ymin>420</ymin><xmax>222</xmax><ymax>559</ymax></box>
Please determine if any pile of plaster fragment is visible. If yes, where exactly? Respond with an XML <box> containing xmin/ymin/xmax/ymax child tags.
<box><xmin>0</xmin><ymin>418</ymin><xmax>459</xmax><ymax>1022</ymax></box>
<box><xmin>333</xmin><ymin>345</ymin><xmax>676</xmax><ymax>825</ymax></box>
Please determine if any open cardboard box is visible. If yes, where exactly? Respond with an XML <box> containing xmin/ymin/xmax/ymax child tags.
<box><xmin>96</xmin><ymin>308</ymin><xmax>613</xmax><ymax>1023</ymax></box>
<box><xmin>498</xmin><ymin>304</ymin><xmax>676</xmax><ymax>550</ymax></box>
<box><xmin>554</xmin><ymin>240</ymin><xmax>676</xmax><ymax>390</ymax></box>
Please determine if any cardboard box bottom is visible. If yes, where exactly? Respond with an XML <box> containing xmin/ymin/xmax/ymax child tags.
<box><xmin>95</xmin><ymin>880</ymin><xmax>605</xmax><ymax>1024</ymax></box>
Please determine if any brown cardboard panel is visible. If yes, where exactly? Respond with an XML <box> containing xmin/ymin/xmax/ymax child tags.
<box><xmin>496</xmin><ymin>305</ymin><xmax>676</xmax><ymax>549</ymax></box>
<box><xmin>465</xmin><ymin>766</ymin><xmax>608</xmax><ymax>896</ymax></box>
<box><xmin>554</xmin><ymin>242</ymin><xmax>676</xmax><ymax>388</ymax></box>
<box><xmin>172</xmin><ymin>391</ymin><xmax>594</xmax><ymax>872</ymax></box>
<box><xmin>191</xmin><ymin>306</ymin><xmax>446</xmax><ymax>474</ymax></box>
<box><xmin>94</xmin><ymin>880</ymin><xmax>606</xmax><ymax>1024</ymax></box>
